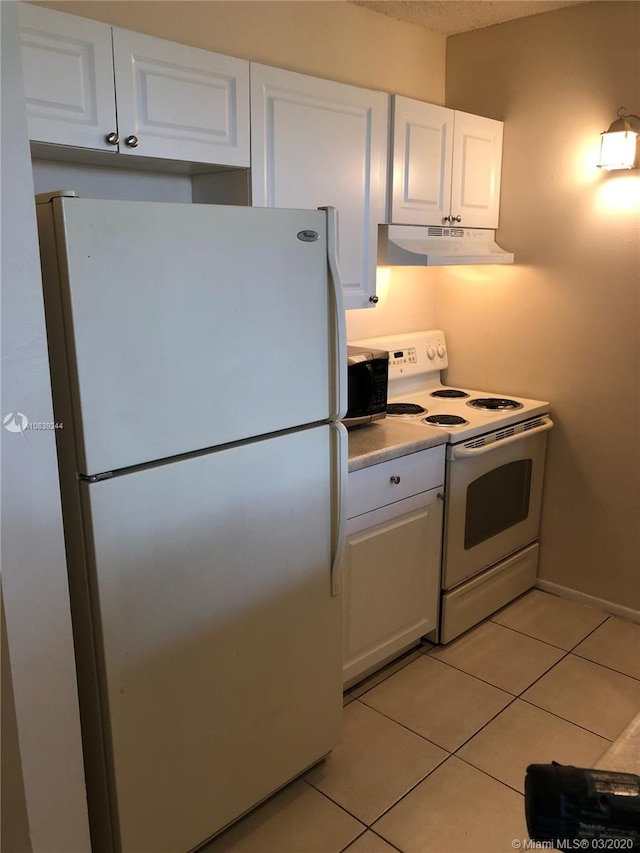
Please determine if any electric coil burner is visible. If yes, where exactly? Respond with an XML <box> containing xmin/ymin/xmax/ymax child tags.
<box><xmin>423</xmin><ymin>414</ymin><xmax>469</xmax><ymax>427</ymax></box>
<box><xmin>467</xmin><ymin>397</ymin><xmax>524</xmax><ymax>411</ymax></box>
<box><xmin>387</xmin><ymin>402</ymin><xmax>426</xmax><ymax>416</ymax></box>
<box><xmin>430</xmin><ymin>389</ymin><xmax>469</xmax><ymax>399</ymax></box>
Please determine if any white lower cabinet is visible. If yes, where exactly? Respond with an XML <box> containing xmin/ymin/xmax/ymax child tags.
<box><xmin>343</xmin><ymin>447</ymin><xmax>445</xmax><ymax>688</ymax></box>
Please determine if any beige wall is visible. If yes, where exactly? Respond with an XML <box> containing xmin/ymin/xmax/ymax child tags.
<box><xmin>34</xmin><ymin>0</ymin><xmax>445</xmax><ymax>99</ymax></box>
<box><xmin>442</xmin><ymin>1</ymin><xmax>640</xmax><ymax>610</ymax></box>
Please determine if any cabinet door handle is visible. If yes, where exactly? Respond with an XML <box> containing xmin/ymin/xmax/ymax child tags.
<box><xmin>125</xmin><ymin>135</ymin><xmax>139</xmax><ymax>148</ymax></box>
<box><xmin>390</xmin><ymin>475</ymin><xmax>401</xmax><ymax>485</ymax></box>
<box><xmin>452</xmin><ymin>215</ymin><xmax>462</xmax><ymax>223</ymax></box>
<box><xmin>104</xmin><ymin>132</ymin><xmax>119</xmax><ymax>146</ymax></box>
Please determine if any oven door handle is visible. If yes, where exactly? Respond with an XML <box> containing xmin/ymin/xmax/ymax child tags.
<box><xmin>449</xmin><ymin>417</ymin><xmax>554</xmax><ymax>460</ymax></box>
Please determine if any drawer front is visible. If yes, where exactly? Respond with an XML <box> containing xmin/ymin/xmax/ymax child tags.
<box><xmin>440</xmin><ymin>543</ymin><xmax>538</xmax><ymax>644</ymax></box>
<box><xmin>348</xmin><ymin>445</ymin><xmax>445</xmax><ymax>519</ymax></box>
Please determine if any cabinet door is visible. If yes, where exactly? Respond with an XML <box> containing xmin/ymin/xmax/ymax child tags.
<box><xmin>112</xmin><ymin>29</ymin><xmax>250</xmax><ymax>166</ymax></box>
<box><xmin>251</xmin><ymin>64</ymin><xmax>388</xmax><ymax>310</ymax></box>
<box><xmin>390</xmin><ymin>97</ymin><xmax>454</xmax><ymax>226</ymax></box>
<box><xmin>342</xmin><ymin>491</ymin><xmax>443</xmax><ymax>686</ymax></box>
<box><xmin>18</xmin><ymin>4</ymin><xmax>118</xmax><ymax>152</ymax></box>
<box><xmin>450</xmin><ymin>111</ymin><xmax>503</xmax><ymax>229</ymax></box>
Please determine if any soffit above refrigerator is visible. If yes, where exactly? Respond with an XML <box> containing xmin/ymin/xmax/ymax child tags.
<box><xmin>378</xmin><ymin>224</ymin><xmax>514</xmax><ymax>266</ymax></box>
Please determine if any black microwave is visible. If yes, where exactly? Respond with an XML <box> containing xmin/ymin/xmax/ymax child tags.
<box><xmin>343</xmin><ymin>345</ymin><xmax>389</xmax><ymax>427</ymax></box>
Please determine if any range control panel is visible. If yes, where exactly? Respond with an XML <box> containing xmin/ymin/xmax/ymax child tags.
<box><xmin>350</xmin><ymin>330</ymin><xmax>448</xmax><ymax>379</ymax></box>
<box><xmin>389</xmin><ymin>347</ymin><xmax>418</xmax><ymax>369</ymax></box>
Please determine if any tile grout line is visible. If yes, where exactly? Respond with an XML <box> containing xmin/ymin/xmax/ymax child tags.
<box><xmin>367</xmin><ymin>828</ymin><xmax>404</xmax><ymax>853</ymax></box>
<box><xmin>337</xmin><ymin>826</ymin><xmax>369</xmax><ymax>853</ymax></box>
<box><xmin>449</xmin><ymin>691</ymin><xmax>520</xmax><ymax>752</ymax></box>
<box><xmin>487</xmin><ymin>611</ymin><xmax>611</xmax><ymax>653</ymax></box>
<box><xmin>571</xmin><ymin>649</ymin><xmax>640</xmax><ymax>683</ymax></box>
<box><xmin>454</xmin><ymin>751</ymin><xmax>527</xmax><ymax>798</ymax></box>
<box><xmin>422</xmin><ymin>646</ymin><xmax>565</xmax><ymax>698</ymax></box>
<box><xmin>349</xmin><ymin>695</ymin><xmax>451</xmax><ymax>753</ymax></box>
<box><xmin>345</xmin><ymin>648</ymin><xmax>426</xmax><ymax>700</ymax></box>
<box><xmin>338</xmin><ymin>825</ymin><xmax>405</xmax><ymax>853</ymax></box>
<box><xmin>353</xmin><ymin>662</ymin><xmax>518</xmax><ymax>754</ymax></box>
<box><xmin>301</xmin><ymin>778</ymin><xmax>368</xmax><ymax>832</ymax></box>
<box><xmin>304</xmin><ymin>750</ymin><xmax>448</xmax><ymax>837</ymax></box>
<box><xmin>517</xmin><ymin>693</ymin><xmax>616</xmax><ymax>743</ymax></box>
<box><xmin>356</xmin><ymin>753</ymin><xmax>452</xmax><ymax>831</ymax></box>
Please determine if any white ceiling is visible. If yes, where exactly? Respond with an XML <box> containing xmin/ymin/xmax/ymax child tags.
<box><xmin>350</xmin><ymin>0</ymin><xmax>589</xmax><ymax>36</ymax></box>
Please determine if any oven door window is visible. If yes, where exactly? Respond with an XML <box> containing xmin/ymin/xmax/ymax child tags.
<box><xmin>464</xmin><ymin>459</ymin><xmax>532</xmax><ymax>550</ymax></box>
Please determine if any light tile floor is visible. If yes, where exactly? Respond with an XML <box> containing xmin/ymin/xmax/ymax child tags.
<box><xmin>203</xmin><ymin>590</ymin><xmax>640</xmax><ymax>853</ymax></box>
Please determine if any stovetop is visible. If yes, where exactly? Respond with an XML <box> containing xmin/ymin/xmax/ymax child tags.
<box><xmin>385</xmin><ymin>384</ymin><xmax>549</xmax><ymax>443</ymax></box>
<box><xmin>350</xmin><ymin>330</ymin><xmax>550</xmax><ymax>444</ymax></box>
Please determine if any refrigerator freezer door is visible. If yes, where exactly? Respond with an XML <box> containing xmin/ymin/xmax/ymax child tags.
<box><xmin>80</xmin><ymin>425</ymin><xmax>341</xmax><ymax>852</ymax></box>
<box><xmin>45</xmin><ymin>198</ymin><xmax>333</xmax><ymax>475</ymax></box>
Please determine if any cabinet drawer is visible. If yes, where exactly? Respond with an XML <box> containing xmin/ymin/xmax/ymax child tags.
<box><xmin>348</xmin><ymin>446</ymin><xmax>445</xmax><ymax>519</ymax></box>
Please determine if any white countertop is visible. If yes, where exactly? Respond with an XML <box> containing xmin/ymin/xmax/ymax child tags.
<box><xmin>347</xmin><ymin>418</ymin><xmax>448</xmax><ymax>472</ymax></box>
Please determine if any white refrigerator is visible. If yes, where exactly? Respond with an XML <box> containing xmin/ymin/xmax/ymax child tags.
<box><xmin>35</xmin><ymin>192</ymin><xmax>348</xmax><ymax>853</ymax></box>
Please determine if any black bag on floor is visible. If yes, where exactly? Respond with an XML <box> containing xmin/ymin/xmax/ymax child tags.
<box><xmin>525</xmin><ymin>763</ymin><xmax>640</xmax><ymax>850</ymax></box>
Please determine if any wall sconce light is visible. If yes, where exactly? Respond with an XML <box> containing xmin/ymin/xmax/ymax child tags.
<box><xmin>597</xmin><ymin>107</ymin><xmax>640</xmax><ymax>170</ymax></box>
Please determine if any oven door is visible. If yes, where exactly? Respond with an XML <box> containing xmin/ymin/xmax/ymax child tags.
<box><xmin>442</xmin><ymin>417</ymin><xmax>552</xmax><ymax>591</ymax></box>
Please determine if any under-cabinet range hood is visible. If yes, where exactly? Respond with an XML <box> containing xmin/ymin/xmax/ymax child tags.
<box><xmin>378</xmin><ymin>224</ymin><xmax>514</xmax><ymax>266</ymax></box>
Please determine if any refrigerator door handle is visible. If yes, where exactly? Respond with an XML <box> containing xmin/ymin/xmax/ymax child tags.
<box><xmin>330</xmin><ymin>421</ymin><xmax>348</xmax><ymax>596</ymax></box>
<box><xmin>320</xmin><ymin>206</ymin><xmax>347</xmax><ymax>421</ymax></box>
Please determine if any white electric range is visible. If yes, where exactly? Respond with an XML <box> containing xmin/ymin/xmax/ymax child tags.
<box><xmin>351</xmin><ymin>330</ymin><xmax>553</xmax><ymax>643</ymax></box>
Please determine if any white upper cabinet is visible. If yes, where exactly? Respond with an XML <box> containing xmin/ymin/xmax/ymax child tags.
<box><xmin>18</xmin><ymin>4</ymin><xmax>250</xmax><ymax>167</ymax></box>
<box><xmin>250</xmin><ymin>64</ymin><xmax>388</xmax><ymax>310</ymax></box>
<box><xmin>111</xmin><ymin>29</ymin><xmax>249</xmax><ymax>166</ymax></box>
<box><xmin>390</xmin><ymin>96</ymin><xmax>504</xmax><ymax>229</ymax></box>
<box><xmin>450</xmin><ymin>110</ymin><xmax>504</xmax><ymax>229</ymax></box>
<box><xmin>18</xmin><ymin>3</ymin><xmax>118</xmax><ymax>152</ymax></box>
<box><xmin>390</xmin><ymin>98</ymin><xmax>453</xmax><ymax>227</ymax></box>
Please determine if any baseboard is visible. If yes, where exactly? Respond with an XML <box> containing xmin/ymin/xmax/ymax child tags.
<box><xmin>536</xmin><ymin>579</ymin><xmax>640</xmax><ymax>624</ymax></box>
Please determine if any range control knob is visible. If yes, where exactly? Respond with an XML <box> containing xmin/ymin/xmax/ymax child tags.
<box><xmin>437</xmin><ymin>344</ymin><xmax>446</xmax><ymax>358</ymax></box>
<box><xmin>427</xmin><ymin>346</ymin><xmax>437</xmax><ymax>360</ymax></box>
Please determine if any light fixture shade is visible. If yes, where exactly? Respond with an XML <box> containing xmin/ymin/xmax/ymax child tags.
<box><xmin>597</xmin><ymin>109</ymin><xmax>640</xmax><ymax>170</ymax></box>
<box><xmin>598</xmin><ymin>129</ymin><xmax>638</xmax><ymax>170</ymax></box>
